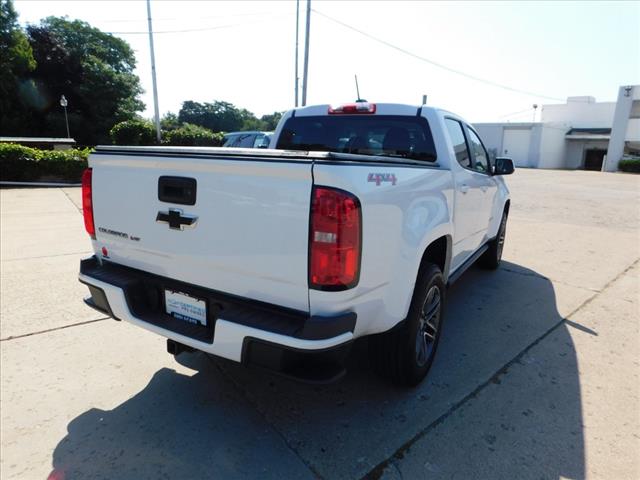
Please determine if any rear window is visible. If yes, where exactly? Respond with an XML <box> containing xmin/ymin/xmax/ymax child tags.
<box><xmin>276</xmin><ymin>115</ymin><xmax>437</xmax><ymax>162</ymax></box>
<box><xmin>222</xmin><ymin>134</ymin><xmax>240</xmax><ymax>147</ymax></box>
<box><xmin>223</xmin><ymin>133</ymin><xmax>256</xmax><ymax>148</ymax></box>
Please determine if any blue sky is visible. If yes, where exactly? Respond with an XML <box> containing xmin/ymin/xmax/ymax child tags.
<box><xmin>14</xmin><ymin>1</ymin><xmax>640</xmax><ymax>122</ymax></box>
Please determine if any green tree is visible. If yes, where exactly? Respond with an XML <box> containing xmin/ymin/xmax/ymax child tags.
<box><xmin>109</xmin><ymin>119</ymin><xmax>155</xmax><ymax>146</ymax></box>
<box><xmin>240</xmin><ymin>109</ymin><xmax>263</xmax><ymax>131</ymax></box>
<box><xmin>259</xmin><ymin>111</ymin><xmax>284</xmax><ymax>131</ymax></box>
<box><xmin>163</xmin><ymin>123</ymin><xmax>223</xmax><ymax>146</ymax></box>
<box><xmin>0</xmin><ymin>0</ymin><xmax>37</xmax><ymax>133</ymax></box>
<box><xmin>239</xmin><ymin>110</ymin><xmax>284</xmax><ymax>132</ymax></box>
<box><xmin>160</xmin><ymin>112</ymin><xmax>180</xmax><ymax>132</ymax></box>
<box><xmin>22</xmin><ymin>16</ymin><xmax>144</xmax><ymax>144</ymax></box>
<box><xmin>178</xmin><ymin>100</ymin><xmax>244</xmax><ymax>133</ymax></box>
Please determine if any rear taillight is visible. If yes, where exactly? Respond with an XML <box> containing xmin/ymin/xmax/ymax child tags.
<box><xmin>328</xmin><ymin>102</ymin><xmax>376</xmax><ymax>114</ymax></box>
<box><xmin>309</xmin><ymin>186</ymin><xmax>361</xmax><ymax>290</ymax></box>
<box><xmin>81</xmin><ymin>168</ymin><xmax>95</xmax><ymax>239</ymax></box>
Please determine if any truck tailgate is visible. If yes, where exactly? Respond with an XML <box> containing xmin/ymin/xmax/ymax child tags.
<box><xmin>89</xmin><ymin>149</ymin><xmax>312</xmax><ymax>312</ymax></box>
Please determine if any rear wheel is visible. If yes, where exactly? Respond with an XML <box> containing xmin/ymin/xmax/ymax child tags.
<box><xmin>480</xmin><ymin>209</ymin><xmax>508</xmax><ymax>270</ymax></box>
<box><xmin>369</xmin><ymin>263</ymin><xmax>445</xmax><ymax>386</ymax></box>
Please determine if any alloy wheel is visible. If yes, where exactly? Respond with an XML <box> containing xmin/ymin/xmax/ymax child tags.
<box><xmin>416</xmin><ymin>285</ymin><xmax>442</xmax><ymax>367</ymax></box>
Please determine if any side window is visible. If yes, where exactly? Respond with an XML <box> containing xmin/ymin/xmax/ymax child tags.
<box><xmin>237</xmin><ymin>134</ymin><xmax>256</xmax><ymax>148</ymax></box>
<box><xmin>466</xmin><ymin>127</ymin><xmax>490</xmax><ymax>174</ymax></box>
<box><xmin>253</xmin><ymin>134</ymin><xmax>270</xmax><ymax>148</ymax></box>
<box><xmin>444</xmin><ymin>118</ymin><xmax>471</xmax><ymax>168</ymax></box>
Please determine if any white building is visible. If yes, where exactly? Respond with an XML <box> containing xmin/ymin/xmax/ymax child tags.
<box><xmin>474</xmin><ymin>85</ymin><xmax>640</xmax><ymax>171</ymax></box>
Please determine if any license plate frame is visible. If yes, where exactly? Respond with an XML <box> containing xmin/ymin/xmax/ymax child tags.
<box><xmin>164</xmin><ymin>289</ymin><xmax>207</xmax><ymax>326</ymax></box>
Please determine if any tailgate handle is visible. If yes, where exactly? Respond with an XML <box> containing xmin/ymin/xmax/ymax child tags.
<box><xmin>158</xmin><ymin>176</ymin><xmax>197</xmax><ymax>205</ymax></box>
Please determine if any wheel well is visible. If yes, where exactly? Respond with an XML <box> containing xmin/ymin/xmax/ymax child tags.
<box><xmin>419</xmin><ymin>235</ymin><xmax>450</xmax><ymax>278</ymax></box>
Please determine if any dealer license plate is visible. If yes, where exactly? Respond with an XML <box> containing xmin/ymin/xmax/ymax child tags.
<box><xmin>164</xmin><ymin>290</ymin><xmax>207</xmax><ymax>326</ymax></box>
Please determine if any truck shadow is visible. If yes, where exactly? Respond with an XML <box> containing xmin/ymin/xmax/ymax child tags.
<box><xmin>49</xmin><ymin>261</ymin><xmax>585</xmax><ymax>480</ymax></box>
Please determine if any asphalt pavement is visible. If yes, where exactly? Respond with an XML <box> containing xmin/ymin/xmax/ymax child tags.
<box><xmin>1</xmin><ymin>169</ymin><xmax>638</xmax><ymax>480</ymax></box>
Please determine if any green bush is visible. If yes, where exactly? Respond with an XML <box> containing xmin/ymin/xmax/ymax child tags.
<box><xmin>163</xmin><ymin>123</ymin><xmax>223</xmax><ymax>146</ymax></box>
<box><xmin>109</xmin><ymin>119</ymin><xmax>156</xmax><ymax>146</ymax></box>
<box><xmin>619</xmin><ymin>159</ymin><xmax>640</xmax><ymax>173</ymax></box>
<box><xmin>0</xmin><ymin>143</ymin><xmax>90</xmax><ymax>182</ymax></box>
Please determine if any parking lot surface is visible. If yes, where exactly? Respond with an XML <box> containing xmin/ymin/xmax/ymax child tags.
<box><xmin>1</xmin><ymin>169</ymin><xmax>638</xmax><ymax>479</ymax></box>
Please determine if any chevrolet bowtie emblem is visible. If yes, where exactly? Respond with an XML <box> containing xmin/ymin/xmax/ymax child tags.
<box><xmin>156</xmin><ymin>208</ymin><xmax>198</xmax><ymax>230</ymax></box>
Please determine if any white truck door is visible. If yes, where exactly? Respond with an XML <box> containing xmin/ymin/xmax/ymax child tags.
<box><xmin>465</xmin><ymin>126</ymin><xmax>499</xmax><ymax>239</ymax></box>
<box><xmin>444</xmin><ymin>118</ymin><xmax>486</xmax><ymax>271</ymax></box>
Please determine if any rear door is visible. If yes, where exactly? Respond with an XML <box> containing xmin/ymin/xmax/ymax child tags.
<box><xmin>90</xmin><ymin>149</ymin><xmax>313</xmax><ymax>311</ymax></box>
<box><xmin>445</xmin><ymin>118</ymin><xmax>486</xmax><ymax>270</ymax></box>
<box><xmin>464</xmin><ymin>126</ymin><xmax>498</xmax><ymax>240</ymax></box>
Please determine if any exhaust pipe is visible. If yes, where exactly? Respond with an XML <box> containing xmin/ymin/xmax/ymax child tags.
<box><xmin>167</xmin><ymin>339</ymin><xmax>195</xmax><ymax>356</ymax></box>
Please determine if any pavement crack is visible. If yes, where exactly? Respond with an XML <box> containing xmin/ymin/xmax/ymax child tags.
<box><xmin>500</xmin><ymin>266</ymin><xmax>601</xmax><ymax>292</ymax></box>
<box><xmin>391</xmin><ymin>461</ymin><xmax>404</xmax><ymax>480</ymax></box>
<box><xmin>2</xmin><ymin>251</ymin><xmax>92</xmax><ymax>262</ymax></box>
<box><xmin>362</xmin><ymin>257</ymin><xmax>640</xmax><ymax>480</ymax></box>
<box><xmin>0</xmin><ymin>317</ymin><xmax>110</xmax><ymax>341</ymax></box>
<box><xmin>59</xmin><ymin>187</ymin><xmax>83</xmax><ymax>215</ymax></box>
<box><xmin>499</xmin><ymin>266</ymin><xmax>548</xmax><ymax>279</ymax></box>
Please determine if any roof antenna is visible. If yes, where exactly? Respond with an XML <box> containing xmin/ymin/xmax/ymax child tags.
<box><xmin>355</xmin><ymin>75</ymin><xmax>366</xmax><ymax>102</ymax></box>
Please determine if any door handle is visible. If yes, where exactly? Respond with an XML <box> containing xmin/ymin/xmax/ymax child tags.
<box><xmin>480</xmin><ymin>185</ymin><xmax>488</xmax><ymax>193</ymax></box>
<box><xmin>459</xmin><ymin>184</ymin><xmax>469</xmax><ymax>194</ymax></box>
<box><xmin>158</xmin><ymin>176</ymin><xmax>197</xmax><ymax>205</ymax></box>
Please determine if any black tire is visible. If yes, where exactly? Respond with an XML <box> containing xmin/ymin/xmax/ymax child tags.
<box><xmin>479</xmin><ymin>209</ymin><xmax>508</xmax><ymax>270</ymax></box>
<box><xmin>369</xmin><ymin>263</ymin><xmax>446</xmax><ymax>387</ymax></box>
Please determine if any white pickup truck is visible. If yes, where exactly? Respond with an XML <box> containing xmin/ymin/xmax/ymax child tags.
<box><xmin>79</xmin><ymin>102</ymin><xmax>514</xmax><ymax>386</ymax></box>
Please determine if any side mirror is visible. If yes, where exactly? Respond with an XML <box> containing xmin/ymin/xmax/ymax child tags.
<box><xmin>494</xmin><ymin>157</ymin><xmax>514</xmax><ymax>175</ymax></box>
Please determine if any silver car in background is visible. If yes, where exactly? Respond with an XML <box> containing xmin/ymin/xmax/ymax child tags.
<box><xmin>222</xmin><ymin>131</ymin><xmax>273</xmax><ymax>148</ymax></box>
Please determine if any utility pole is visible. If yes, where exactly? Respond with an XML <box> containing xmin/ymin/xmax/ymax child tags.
<box><xmin>301</xmin><ymin>0</ymin><xmax>311</xmax><ymax>106</ymax></box>
<box><xmin>532</xmin><ymin>104</ymin><xmax>538</xmax><ymax>122</ymax></box>
<box><xmin>147</xmin><ymin>0</ymin><xmax>161</xmax><ymax>143</ymax></box>
<box><xmin>294</xmin><ymin>0</ymin><xmax>300</xmax><ymax>107</ymax></box>
<box><xmin>422</xmin><ymin>94</ymin><xmax>427</xmax><ymax>105</ymax></box>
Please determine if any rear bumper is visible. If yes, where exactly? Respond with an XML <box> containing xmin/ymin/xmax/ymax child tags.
<box><xmin>79</xmin><ymin>256</ymin><xmax>355</xmax><ymax>377</ymax></box>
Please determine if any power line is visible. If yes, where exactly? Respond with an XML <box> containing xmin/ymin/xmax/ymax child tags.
<box><xmin>499</xmin><ymin>107</ymin><xmax>534</xmax><ymax>119</ymax></box>
<box><xmin>105</xmin><ymin>14</ymin><xmax>289</xmax><ymax>34</ymax></box>
<box><xmin>106</xmin><ymin>23</ymin><xmax>237</xmax><ymax>34</ymax></box>
<box><xmin>19</xmin><ymin>12</ymin><xmax>284</xmax><ymax>31</ymax></box>
<box><xmin>97</xmin><ymin>11</ymin><xmax>278</xmax><ymax>24</ymax></box>
<box><xmin>311</xmin><ymin>8</ymin><xmax>565</xmax><ymax>102</ymax></box>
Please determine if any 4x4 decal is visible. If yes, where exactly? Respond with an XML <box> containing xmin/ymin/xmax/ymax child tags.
<box><xmin>368</xmin><ymin>173</ymin><xmax>397</xmax><ymax>186</ymax></box>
